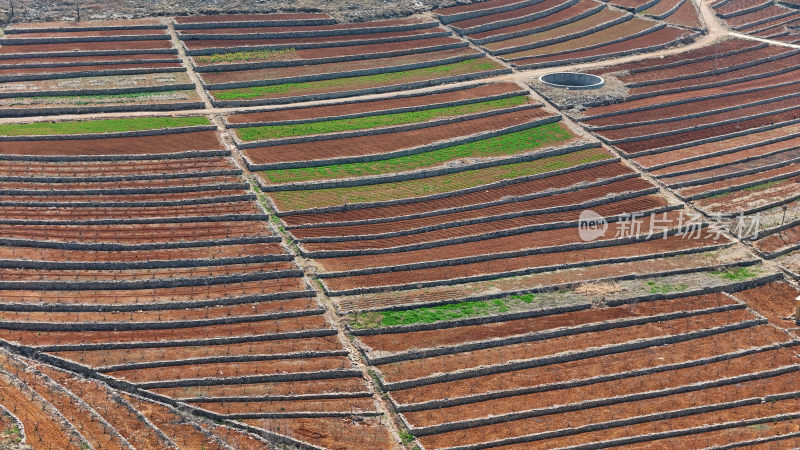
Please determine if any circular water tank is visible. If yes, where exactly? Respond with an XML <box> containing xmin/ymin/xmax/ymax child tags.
<box><xmin>539</xmin><ymin>72</ymin><xmax>604</xmax><ymax>90</ymax></box>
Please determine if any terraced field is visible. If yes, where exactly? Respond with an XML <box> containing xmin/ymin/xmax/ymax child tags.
<box><xmin>434</xmin><ymin>0</ymin><xmax>702</xmax><ymax>68</ymax></box>
<box><xmin>711</xmin><ymin>0</ymin><xmax>800</xmax><ymax>43</ymax></box>
<box><xmin>1</xmin><ymin>5</ymin><xmax>799</xmax><ymax>450</ymax></box>
<box><xmin>0</xmin><ymin>18</ymin><xmax>204</xmax><ymax>117</ymax></box>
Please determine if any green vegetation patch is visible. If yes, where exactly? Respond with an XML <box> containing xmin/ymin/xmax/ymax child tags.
<box><xmin>212</xmin><ymin>58</ymin><xmax>502</xmax><ymax>100</ymax></box>
<box><xmin>238</xmin><ymin>95</ymin><xmax>530</xmax><ymax>141</ymax></box>
<box><xmin>0</xmin><ymin>116</ymin><xmax>210</xmax><ymax>136</ymax></box>
<box><xmin>350</xmin><ymin>293</ymin><xmax>538</xmax><ymax>329</ymax></box>
<box><xmin>647</xmin><ymin>281</ymin><xmax>688</xmax><ymax>294</ymax></box>
<box><xmin>268</xmin><ymin>146</ymin><xmax>609</xmax><ymax>210</ymax></box>
<box><xmin>743</xmin><ymin>180</ymin><xmax>781</xmax><ymax>192</ymax></box>
<box><xmin>262</xmin><ymin>122</ymin><xmax>574</xmax><ymax>183</ymax></box>
<box><xmin>712</xmin><ymin>266</ymin><xmax>760</xmax><ymax>281</ymax></box>
<box><xmin>195</xmin><ymin>48</ymin><xmax>298</xmax><ymax>64</ymax></box>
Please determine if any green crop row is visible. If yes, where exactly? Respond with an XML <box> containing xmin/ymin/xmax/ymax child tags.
<box><xmin>350</xmin><ymin>294</ymin><xmax>539</xmax><ymax>329</ymax></box>
<box><xmin>237</xmin><ymin>95</ymin><xmax>530</xmax><ymax>141</ymax></box>
<box><xmin>262</xmin><ymin>122</ymin><xmax>574</xmax><ymax>183</ymax></box>
<box><xmin>268</xmin><ymin>146</ymin><xmax>610</xmax><ymax>211</ymax></box>
<box><xmin>212</xmin><ymin>58</ymin><xmax>502</xmax><ymax>100</ymax></box>
<box><xmin>0</xmin><ymin>116</ymin><xmax>210</xmax><ymax>136</ymax></box>
<box><xmin>195</xmin><ymin>48</ymin><xmax>298</xmax><ymax>64</ymax></box>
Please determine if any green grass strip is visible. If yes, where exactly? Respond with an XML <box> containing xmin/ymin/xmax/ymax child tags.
<box><xmin>263</xmin><ymin>122</ymin><xmax>574</xmax><ymax>183</ymax></box>
<box><xmin>0</xmin><ymin>116</ymin><xmax>210</xmax><ymax>136</ymax></box>
<box><xmin>350</xmin><ymin>294</ymin><xmax>538</xmax><ymax>329</ymax></box>
<box><xmin>238</xmin><ymin>95</ymin><xmax>530</xmax><ymax>141</ymax></box>
<box><xmin>712</xmin><ymin>266</ymin><xmax>760</xmax><ymax>281</ymax></box>
<box><xmin>195</xmin><ymin>48</ymin><xmax>298</xmax><ymax>64</ymax></box>
<box><xmin>212</xmin><ymin>58</ymin><xmax>502</xmax><ymax>100</ymax></box>
<box><xmin>269</xmin><ymin>146</ymin><xmax>610</xmax><ymax>211</ymax></box>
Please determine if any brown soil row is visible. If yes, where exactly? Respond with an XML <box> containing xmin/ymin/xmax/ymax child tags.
<box><xmin>305</xmin><ymin>195</ymin><xmax>666</xmax><ymax>252</ymax></box>
<box><xmin>318</xmin><ymin>210</ymin><xmax>685</xmax><ymax>272</ymax></box>
<box><xmin>0</xmin><ymin>242</ymin><xmax>285</xmax><ymax>264</ymax></box>
<box><xmin>2</xmin><ymin>313</ymin><xmax>328</xmax><ymax>347</ymax></box>
<box><xmin>13</xmin><ymin>29</ymin><xmax>167</xmax><ymax>39</ymax></box>
<box><xmin>3</xmin><ymin>202</ymin><xmax>261</xmax><ymax>220</ymax></box>
<box><xmin>0</xmin><ymin>131</ymin><xmax>222</xmax><ymax>157</ymax></box>
<box><xmin>0</xmin><ymin>156</ymin><xmax>234</xmax><ymax>177</ymax></box>
<box><xmin>586</xmin><ymin>81</ymin><xmax>800</xmax><ymax>128</ymax></box>
<box><xmin>619</xmin><ymin>44</ymin><xmax>783</xmax><ymax>84</ymax></box>
<box><xmin>650</xmin><ymin>134</ymin><xmax>800</xmax><ymax>177</ymax></box>
<box><xmin>9</xmin><ymin>297</ymin><xmax>316</xmax><ymax>330</ymax></box>
<box><xmin>243</xmin><ymin>416</ymin><xmax>396</xmax><ymax>450</ymax></box>
<box><xmin>389</xmin><ymin>324</ymin><xmax>790</xmax><ymax>405</ymax></box>
<box><xmin>174</xmin><ymin>13</ymin><xmax>332</xmax><ymax>24</ymax></box>
<box><xmin>227</xmin><ymin>82</ymin><xmax>521</xmax><ymax>124</ymax></box>
<box><xmin>734</xmin><ymin>281</ymin><xmax>800</xmax><ymax>329</ymax></box>
<box><xmin>55</xmin><ymin>336</ymin><xmax>340</xmax><ymax>371</ymax></box>
<box><xmin>677</xmin><ymin>160</ymin><xmax>800</xmax><ymax>197</ymax></box>
<box><xmin>0</xmin><ymin>277</ymin><xmax>309</xmax><ymax>306</ymax></box>
<box><xmin>628</xmin><ymin>51</ymin><xmax>799</xmax><ymax>97</ymax></box>
<box><xmin>404</xmin><ymin>347</ymin><xmax>799</xmax><ymax>429</ymax></box>
<box><xmin>117</xmin><ymin>391</ymin><xmax>228</xmax><ymax>450</ymax></box>
<box><xmin>201</xmin><ymin>47</ymin><xmax>476</xmax><ymax>84</ymax></box>
<box><xmin>108</xmin><ymin>355</ymin><xmax>352</xmax><ymax>383</ymax></box>
<box><xmin>196</xmin><ymin>397</ymin><xmax>376</xmax><ymax>415</ymax></box>
<box><xmin>0</xmin><ymin>53</ymin><xmax>180</xmax><ymax>65</ymax></box>
<box><xmin>151</xmin><ymin>375</ymin><xmax>367</xmax><ymax>399</ymax></box>
<box><xmin>600</xmin><ymin>96</ymin><xmax>800</xmax><ymax>141</ymax></box>
<box><xmin>436</xmin><ymin>0</ymin><xmax>521</xmax><ymax>16</ymax></box>
<box><xmin>419</xmin><ymin>371</ymin><xmax>799</xmax><ymax>448</ymax></box>
<box><xmin>0</xmin><ymin>40</ymin><xmax>174</xmax><ymax>54</ymax></box>
<box><xmin>0</xmin><ymin>220</ymin><xmax>271</xmax><ymax>244</ymax></box>
<box><xmin>0</xmin><ymin>176</ymin><xmax>245</xmax><ymax>192</ymax></box>
<box><xmin>615</xmin><ymin>107</ymin><xmax>800</xmax><ymax>154</ymax></box>
<box><xmin>378</xmin><ymin>308</ymin><xmax>755</xmax><ymax>383</ymax></box>
<box><xmin>584</xmin><ymin>67</ymin><xmax>800</xmax><ymax>119</ymax></box>
<box><xmin>197</xmin><ymin>36</ymin><xmax>463</xmax><ymax>67</ymax></box>
<box><xmin>244</xmin><ymin>108</ymin><xmax>550</xmax><ymax>165</ymax></box>
<box><xmin>0</xmin><ymin>62</ymin><xmax>183</xmax><ymax>76</ymax></box>
<box><xmin>291</xmin><ymin>177</ymin><xmax>655</xmax><ymax>239</ymax></box>
<box><xmin>634</xmin><ymin>121</ymin><xmax>800</xmax><ymax>168</ymax></box>
<box><xmin>180</xmin><ymin>17</ymin><xmax>414</xmax><ymax>33</ymax></box>
<box><xmin>182</xmin><ymin>28</ymin><xmax>438</xmax><ymax>50</ymax></box>
<box><xmin>8</xmin><ymin>18</ymin><xmax>163</xmax><ymax>30</ymax></box>
<box><xmin>661</xmin><ymin>147</ymin><xmax>800</xmax><ymax>185</ymax></box>
<box><xmin>7</xmin><ymin>189</ymin><xmax>247</xmax><ymax>203</ymax></box>
<box><xmin>452</xmin><ymin>0</ymin><xmax>565</xmax><ymax>30</ymax></box>
<box><xmin>0</xmin><ymin>261</ymin><xmax>296</xmax><ymax>283</ymax></box>
<box><xmin>360</xmin><ymin>292</ymin><xmax>734</xmax><ymax>355</ymax></box>
<box><xmin>283</xmin><ymin>162</ymin><xmax>633</xmax><ymax>226</ymax></box>
<box><xmin>38</xmin><ymin>362</ymin><xmax>171</xmax><ymax>448</ymax></box>
<box><xmin>513</xmin><ymin>27</ymin><xmax>690</xmax><ymax>66</ymax></box>
<box><xmin>325</xmin><ymin>232</ymin><xmax>724</xmax><ymax>290</ymax></box>
<box><xmin>0</xmin><ymin>351</ymin><xmax>128</xmax><ymax>449</ymax></box>
<box><xmin>198</xmin><ymin>421</ymin><xmax>267</xmax><ymax>450</ymax></box>
<box><xmin>757</xmin><ymin>224</ymin><xmax>800</xmax><ymax>255</ymax></box>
